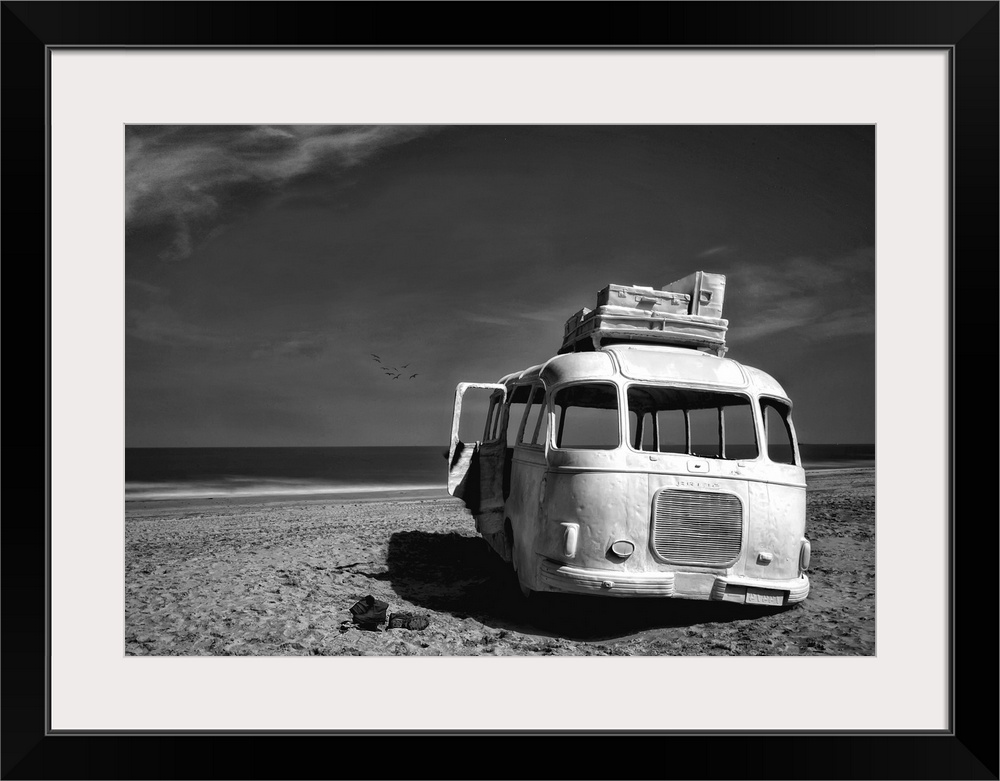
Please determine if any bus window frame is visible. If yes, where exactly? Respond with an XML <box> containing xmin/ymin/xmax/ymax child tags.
<box><xmin>550</xmin><ymin>380</ymin><xmax>624</xmax><ymax>451</ymax></box>
<box><xmin>759</xmin><ymin>394</ymin><xmax>800</xmax><ymax>466</ymax></box>
<box><xmin>503</xmin><ymin>382</ymin><xmax>533</xmax><ymax>448</ymax></box>
<box><xmin>484</xmin><ymin>392</ymin><xmax>505</xmax><ymax>442</ymax></box>
<box><xmin>623</xmin><ymin>382</ymin><xmax>762</xmax><ymax>462</ymax></box>
<box><xmin>516</xmin><ymin>383</ymin><xmax>547</xmax><ymax>450</ymax></box>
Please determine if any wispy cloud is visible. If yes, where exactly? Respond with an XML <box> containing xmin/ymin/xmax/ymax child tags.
<box><xmin>125</xmin><ymin>125</ymin><xmax>437</xmax><ymax>260</ymax></box>
<box><xmin>128</xmin><ymin>304</ymin><xmax>335</xmax><ymax>360</ymax></box>
<box><xmin>461</xmin><ymin>306</ymin><xmax>563</xmax><ymax>328</ymax></box>
<box><xmin>463</xmin><ymin>313</ymin><xmax>515</xmax><ymax>326</ymax></box>
<box><xmin>516</xmin><ymin>308</ymin><xmax>562</xmax><ymax>323</ymax></box>
<box><xmin>250</xmin><ymin>333</ymin><xmax>330</xmax><ymax>359</ymax></box>
<box><xmin>806</xmin><ymin>306</ymin><xmax>876</xmax><ymax>340</ymax></box>
<box><xmin>728</xmin><ymin>247</ymin><xmax>875</xmax><ymax>344</ymax></box>
<box><xmin>734</xmin><ymin>299</ymin><xmax>823</xmax><ymax>342</ymax></box>
<box><xmin>698</xmin><ymin>245</ymin><xmax>731</xmax><ymax>257</ymax></box>
<box><xmin>127</xmin><ymin>304</ymin><xmax>232</xmax><ymax>346</ymax></box>
<box><xmin>125</xmin><ymin>278</ymin><xmax>169</xmax><ymax>299</ymax></box>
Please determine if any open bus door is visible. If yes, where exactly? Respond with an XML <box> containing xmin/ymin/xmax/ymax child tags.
<box><xmin>448</xmin><ymin>382</ymin><xmax>508</xmax><ymax>549</ymax></box>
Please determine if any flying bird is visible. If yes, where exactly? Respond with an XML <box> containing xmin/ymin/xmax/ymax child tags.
<box><xmin>371</xmin><ymin>354</ymin><xmax>418</xmax><ymax>381</ymax></box>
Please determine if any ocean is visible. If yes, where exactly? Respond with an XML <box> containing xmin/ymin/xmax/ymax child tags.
<box><xmin>125</xmin><ymin>444</ymin><xmax>875</xmax><ymax>502</ymax></box>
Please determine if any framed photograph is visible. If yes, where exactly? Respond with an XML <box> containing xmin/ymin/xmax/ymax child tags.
<box><xmin>4</xmin><ymin>2</ymin><xmax>996</xmax><ymax>778</ymax></box>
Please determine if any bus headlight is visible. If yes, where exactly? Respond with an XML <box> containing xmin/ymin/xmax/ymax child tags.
<box><xmin>799</xmin><ymin>539</ymin><xmax>811</xmax><ymax>572</ymax></box>
<box><xmin>611</xmin><ymin>540</ymin><xmax>634</xmax><ymax>558</ymax></box>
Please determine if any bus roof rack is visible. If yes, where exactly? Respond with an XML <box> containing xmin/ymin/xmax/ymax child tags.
<box><xmin>559</xmin><ymin>272</ymin><xmax>729</xmax><ymax>357</ymax></box>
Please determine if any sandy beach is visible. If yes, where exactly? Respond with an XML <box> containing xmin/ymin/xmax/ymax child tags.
<box><xmin>125</xmin><ymin>467</ymin><xmax>875</xmax><ymax>656</ymax></box>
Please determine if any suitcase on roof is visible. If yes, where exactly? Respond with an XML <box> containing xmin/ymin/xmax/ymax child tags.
<box><xmin>559</xmin><ymin>306</ymin><xmax>728</xmax><ymax>356</ymax></box>
<box><xmin>559</xmin><ymin>273</ymin><xmax>729</xmax><ymax>356</ymax></box>
<box><xmin>597</xmin><ymin>284</ymin><xmax>691</xmax><ymax>315</ymax></box>
<box><xmin>662</xmin><ymin>271</ymin><xmax>726</xmax><ymax>318</ymax></box>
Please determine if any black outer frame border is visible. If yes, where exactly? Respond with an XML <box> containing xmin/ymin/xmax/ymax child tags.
<box><xmin>1</xmin><ymin>2</ymin><xmax>996</xmax><ymax>780</ymax></box>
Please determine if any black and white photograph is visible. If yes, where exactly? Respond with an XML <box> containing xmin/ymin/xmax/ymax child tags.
<box><xmin>124</xmin><ymin>124</ymin><xmax>876</xmax><ymax>657</ymax></box>
<box><xmin>10</xmin><ymin>1</ymin><xmax>992</xmax><ymax>773</ymax></box>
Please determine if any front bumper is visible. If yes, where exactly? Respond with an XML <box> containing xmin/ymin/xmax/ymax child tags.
<box><xmin>537</xmin><ymin>560</ymin><xmax>676</xmax><ymax>596</ymax></box>
<box><xmin>537</xmin><ymin>558</ymin><xmax>810</xmax><ymax>604</ymax></box>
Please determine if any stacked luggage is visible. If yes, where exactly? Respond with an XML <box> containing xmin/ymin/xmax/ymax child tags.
<box><xmin>559</xmin><ymin>271</ymin><xmax>729</xmax><ymax>356</ymax></box>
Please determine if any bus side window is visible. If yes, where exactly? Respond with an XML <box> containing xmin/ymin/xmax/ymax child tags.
<box><xmin>457</xmin><ymin>386</ymin><xmax>506</xmax><ymax>445</ymax></box>
<box><xmin>505</xmin><ymin>385</ymin><xmax>532</xmax><ymax>447</ymax></box>
<box><xmin>530</xmin><ymin>386</ymin><xmax>548</xmax><ymax>445</ymax></box>
<box><xmin>519</xmin><ymin>385</ymin><xmax>547</xmax><ymax>447</ymax></box>
<box><xmin>761</xmin><ymin>398</ymin><xmax>797</xmax><ymax>465</ymax></box>
<box><xmin>485</xmin><ymin>389</ymin><xmax>506</xmax><ymax>441</ymax></box>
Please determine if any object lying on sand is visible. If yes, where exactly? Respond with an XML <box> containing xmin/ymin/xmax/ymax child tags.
<box><xmin>387</xmin><ymin>612</ymin><xmax>430</xmax><ymax>631</ymax></box>
<box><xmin>349</xmin><ymin>595</ymin><xmax>389</xmax><ymax>629</ymax></box>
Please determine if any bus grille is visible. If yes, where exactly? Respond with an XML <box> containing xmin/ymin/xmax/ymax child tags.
<box><xmin>651</xmin><ymin>489</ymin><xmax>743</xmax><ymax>566</ymax></box>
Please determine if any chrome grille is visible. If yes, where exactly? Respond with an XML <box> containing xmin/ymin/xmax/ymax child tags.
<box><xmin>651</xmin><ymin>489</ymin><xmax>743</xmax><ymax>566</ymax></box>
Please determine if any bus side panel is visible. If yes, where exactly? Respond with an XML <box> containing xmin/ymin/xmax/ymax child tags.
<box><xmin>506</xmin><ymin>449</ymin><xmax>547</xmax><ymax>578</ymax></box>
<box><xmin>535</xmin><ymin>470</ymin><xmax>650</xmax><ymax>572</ymax></box>
<box><xmin>743</xmin><ymin>480</ymin><xmax>806</xmax><ymax>581</ymax></box>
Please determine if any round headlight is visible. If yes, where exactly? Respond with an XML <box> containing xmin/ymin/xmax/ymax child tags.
<box><xmin>611</xmin><ymin>540</ymin><xmax>634</xmax><ymax>558</ymax></box>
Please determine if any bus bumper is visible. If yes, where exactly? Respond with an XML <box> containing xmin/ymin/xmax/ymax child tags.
<box><xmin>538</xmin><ymin>560</ymin><xmax>677</xmax><ymax>596</ymax></box>
<box><xmin>537</xmin><ymin>559</ymin><xmax>809</xmax><ymax>604</ymax></box>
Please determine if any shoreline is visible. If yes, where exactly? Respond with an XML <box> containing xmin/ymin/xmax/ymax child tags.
<box><xmin>125</xmin><ymin>487</ymin><xmax>455</xmax><ymax>517</ymax></box>
<box><xmin>124</xmin><ymin>467</ymin><xmax>872</xmax><ymax>518</ymax></box>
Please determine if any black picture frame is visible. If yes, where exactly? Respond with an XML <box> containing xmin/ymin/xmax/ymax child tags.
<box><xmin>3</xmin><ymin>2</ymin><xmax>997</xmax><ymax>779</ymax></box>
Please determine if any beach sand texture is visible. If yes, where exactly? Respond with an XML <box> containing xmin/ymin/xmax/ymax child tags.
<box><xmin>125</xmin><ymin>468</ymin><xmax>874</xmax><ymax>656</ymax></box>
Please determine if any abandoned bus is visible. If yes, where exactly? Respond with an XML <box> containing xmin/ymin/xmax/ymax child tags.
<box><xmin>447</xmin><ymin>275</ymin><xmax>810</xmax><ymax>607</ymax></box>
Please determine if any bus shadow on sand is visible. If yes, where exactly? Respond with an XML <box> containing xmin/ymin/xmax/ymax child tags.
<box><xmin>384</xmin><ymin>530</ymin><xmax>787</xmax><ymax>642</ymax></box>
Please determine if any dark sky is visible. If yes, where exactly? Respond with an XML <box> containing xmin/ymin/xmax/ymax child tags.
<box><xmin>125</xmin><ymin>125</ymin><xmax>875</xmax><ymax>447</ymax></box>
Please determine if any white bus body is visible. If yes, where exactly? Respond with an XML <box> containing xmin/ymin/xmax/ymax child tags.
<box><xmin>447</xmin><ymin>343</ymin><xmax>810</xmax><ymax>606</ymax></box>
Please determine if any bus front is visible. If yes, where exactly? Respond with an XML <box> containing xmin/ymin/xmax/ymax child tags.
<box><xmin>522</xmin><ymin>344</ymin><xmax>810</xmax><ymax>606</ymax></box>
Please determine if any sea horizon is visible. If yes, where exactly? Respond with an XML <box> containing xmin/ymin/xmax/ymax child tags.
<box><xmin>125</xmin><ymin>444</ymin><xmax>875</xmax><ymax>502</ymax></box>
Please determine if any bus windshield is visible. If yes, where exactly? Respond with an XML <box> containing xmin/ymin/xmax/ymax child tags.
<box><xmin>627</xmin><ymin>385</ymin><xmax>759</xmax><ymax>460</ymax></box>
